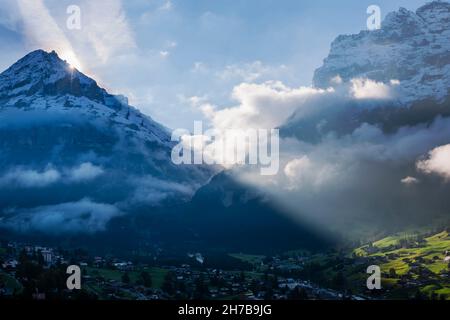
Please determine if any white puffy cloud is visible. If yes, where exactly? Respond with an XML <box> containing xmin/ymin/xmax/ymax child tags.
<box><xmin>200</xmin><ymin>77</ymin><xmax>400</xmax><ymax>134</ymax></box>
<box><xmin>283</xmin><ymin>155</ymin><xmax>336</xmax><ymax>190</ymax></box>
<box><xmin>206</xmin><ymin>81</ymin><xmax>331</xmax><ymax>131</ymax></box>
<box><xmin>283</xmin><ymin>153</ymin><xmax>338</xmax><ymax>191</ymax></box>
<box><xmin>185</xmin><ymin>76</ymin><xmax>411</xmax><ymax>173</ymax></box>
<box><xmin>176</xmin><ymin>82</ymin><xmax>331</xmax><ymax>169</ymax></box>
<box><xmin>284</xmin><ymin>156</ymin><xmax>312</xmax><ymax>179</ymax></box>
<box><xmin>401</xmin><ymin>176</ymin><xmax>420</xmax><ymax>185</ymax></box>
<box><xmin>350</xmin><ymin>78</ymin><xmax>394</xmax><ymax>100</ymax></box>
<box><xmin>417</xmin><ymin>144</ymin><xmax>450</xmax><ymax>181</ymax></box>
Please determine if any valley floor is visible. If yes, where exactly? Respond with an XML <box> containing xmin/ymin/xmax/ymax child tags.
<box><xmin>0</xmin><ymin>230</ymin><xmax>449</xmax><ymax>300</ymax></box>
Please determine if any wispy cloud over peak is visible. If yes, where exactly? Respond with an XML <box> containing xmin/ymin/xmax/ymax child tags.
<box><xmin>15</xmin><ymin>0</ymin><xmax>82</xmax><ymax>69</ymax></box>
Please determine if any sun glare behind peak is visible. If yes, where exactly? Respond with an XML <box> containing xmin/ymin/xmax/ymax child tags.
<box><xmin>60</xmin><ymin>50</ymin><xmax>83</xmax><ymax>72</ymax></box>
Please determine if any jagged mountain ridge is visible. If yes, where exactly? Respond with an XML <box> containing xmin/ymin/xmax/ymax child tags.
<box><xmin>282</xmin><ymin>1</ymin><xmax>450</xmax><ymax>142</ymax></box>
<box><xmin>314</xmin><ymin>1</ymin><xmax>450</xmax><ymax>105</ymax></box>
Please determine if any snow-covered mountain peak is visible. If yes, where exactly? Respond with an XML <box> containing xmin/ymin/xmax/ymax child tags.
<box><xmin>313</xmin><ymin>1</ymin><xmax>450</xmax><ymax>105</ymax></box>
<box><xmin>5</xmin><ymin>49</ymin><xmax>75</xmax><ymax>77</ymax></box>
<box><xmin>0</xmin><ymin>49</ymin><xmax>173</xmax><ymax>146</ymax></box>
<box><xmin>0</xmin><ymin>49</ymin><xmax>103</xmax><ymax>102</ymax></box>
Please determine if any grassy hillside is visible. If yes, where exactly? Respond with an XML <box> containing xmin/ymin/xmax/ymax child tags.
<box><xmin>229</xmin><ymin>253</ymin><xmax>265</xmax><ymax>265</ymax></box>
<box><xmin>353</xmin><ymin>230</ymin><xmax>450</xmax><ymax>299</ymax></box>
<box><xmin>84</xmin><ymin>266</ymin><xmax>168</xmax><ymax>288</ymax></box>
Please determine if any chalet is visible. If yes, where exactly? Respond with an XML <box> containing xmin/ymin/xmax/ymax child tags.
<box><xmin>41</xmin><ymin>249</ymin><xmax>53</xmax><ymax>264</ymax></box>
<box><xmin>2</xmin><ymin>259</ymin><xmax>18</xmax><ymax>270</ymax></box>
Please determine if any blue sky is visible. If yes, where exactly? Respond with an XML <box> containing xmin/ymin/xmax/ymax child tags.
<box><xmin>0</xmin><ymin>0</ymin><xmax>428</xmax><ymax>129</ymax></box>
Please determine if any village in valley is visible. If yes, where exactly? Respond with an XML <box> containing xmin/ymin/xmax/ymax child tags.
<box><xmin>1</xmin><ymin>229</ymin><xmax>449</xmax><ymax>300</ymax></box>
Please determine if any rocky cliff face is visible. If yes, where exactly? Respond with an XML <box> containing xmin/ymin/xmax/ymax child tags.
<box><xmin>313</xmin><ymin>1</ymin><xmax>450</xmax><ymax>105</ymax></box>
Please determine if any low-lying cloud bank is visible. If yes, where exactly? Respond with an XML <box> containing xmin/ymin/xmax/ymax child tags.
<box><xmin>1</xmin><ymin>74</ymin><xmax>448</xmax><ymax>236</ymax></box>
<box><xmin>125</xmin><ymin>175</ymin><xmax>196</xmax><ymax>206</ymax></box>
<box><xmin>0</xmin><ymin>167</ymin><xmax>60</xmax><ymax>188</ymax></box>
<box><xmin>0</xmin><ymin>198</ymin><xmax>122</xmax><ymax>234</ymax></box>
<box><xmin>0</xmin><ymin>162</ymin><xmax>104</xmax><ymax>188</ymax></box>
<box><xmin>196</xmin><ymin>76</ymin><xmax>450</xmax><ymax>233</ymax></box>
<box><xmin>194</xmin><ymin>77</ymin><xmax>401</xmax><ymax>132</ymax></box>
